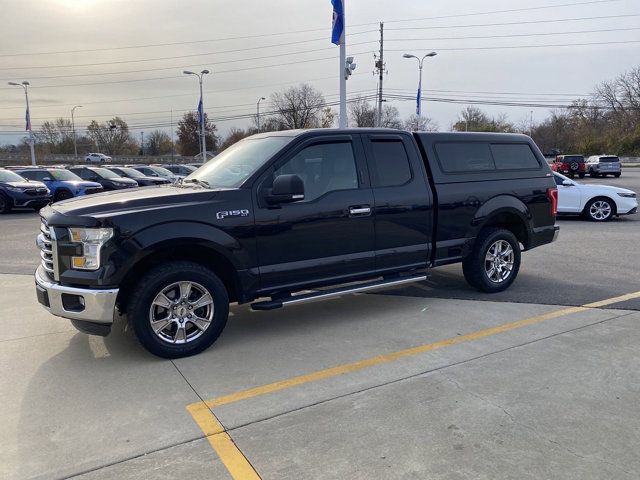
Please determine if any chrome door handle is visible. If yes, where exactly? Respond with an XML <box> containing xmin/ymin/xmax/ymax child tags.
<box><xmin>349</xmin><ymin>206</ymin><xmax>371</xmax><ymax>216</ymax></box>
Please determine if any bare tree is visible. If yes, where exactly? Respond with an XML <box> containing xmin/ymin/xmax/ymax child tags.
<box><xmin>35</xmin><ymin>118</ymin><xmax>74</xmax><ymax>154</ymax></box>
<box><xmin>176</xmin><ymin>111</ymin><xmax>218</xmax><ymax>156</ymax></box>
<box><xmin>349</xmin><ymin>97</ymin><xmax>376</xmax><ymax>127</ymax></box>
<box><xmin>86</xmin><ymin>117</ymin><xmax>137</xmax><ymax>155</ymax></box>
<box><xmin>380</xmin><ymin>105</ymin><xmax>403</xmax><ymax>129</ymax></box>
<box><xmin>269</xmin><ymin>84</ymin><xmax>326</xmax><ymax>129</ymax></box>
<box><xmin>405</xmin><ymin>115</ymin><xmax>439</xmax><ymax>132</ymax></box>
<box><xmin>145</xmin><ymin>130</ymin><xmax>174</xmax><ymax>156</ymax></box>
<box><xmin>451</xmin><ymin>106</ymin><xmax>513</xmax><ymax>133</ymax></box>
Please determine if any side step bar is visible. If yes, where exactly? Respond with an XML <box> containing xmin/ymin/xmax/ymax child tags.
<box><xmin>250</xmin><ymin>273</ymin><xmax>428</xmax><ymax>311</ymax></box>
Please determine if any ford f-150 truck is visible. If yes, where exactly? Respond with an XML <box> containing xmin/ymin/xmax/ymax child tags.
<box><xmin>35</xmin><ymin>129</ymin><xmax>559</xmax><ymax>358</ymax></box>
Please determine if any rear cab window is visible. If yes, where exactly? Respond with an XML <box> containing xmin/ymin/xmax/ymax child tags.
<box><xmin>600</xmin><ymin>156</ymin><xmax>620</xmax><ymax>162</ymax></box>
<box><xmin>433</xmin><ymin>142</ymin><xmax>540</xmax><ymax>173</ymax></box>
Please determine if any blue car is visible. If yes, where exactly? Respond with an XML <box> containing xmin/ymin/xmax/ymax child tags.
<box><xmin>0</xmin><ymin>168</ymin><xmax>51</xmax><ymax>213</ymax></box>
<box><xmin>17</xmin><ymin>167</ymin><xmax>103</xmax><ymax>202</ymax></box>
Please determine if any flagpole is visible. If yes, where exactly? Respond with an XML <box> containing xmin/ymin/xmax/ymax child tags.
<box><xmin>339</xmin><ymin>1</ymin><xmax>347</xmax><ymax>128</ymax></box>
<box><xmin>25</xmin><ymin>86</ymin><xmax>36</xmax><ymax>166</ymax></box>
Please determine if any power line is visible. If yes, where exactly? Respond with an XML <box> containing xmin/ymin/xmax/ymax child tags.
<box><xmin>385</xmin><ymin>27</ymin><xmax>640</xmax><ymax>43</ymax></box>
<box><xmin>386</xmin><ymin>40</ymin><xmax>640</xmax><ymax>53</ymax></box>
<box><xmin>386</xmin><ymin>14</ymin><xmax>640</xmax><ymax>32</ymax></box>
<box><xmin>0</xmin><ymin>0</ymin><xmax>618</xmax><ymax>58</ymax></box>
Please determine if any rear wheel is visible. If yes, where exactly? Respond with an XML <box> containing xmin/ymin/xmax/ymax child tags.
<box><xmin>54</xmin><ymin>189</ymin><xmax>73</xmax><ymax>202</ymax></box>
<box><xmin>589</xmin><ymin>170</ymin><xmax>598</xmax><ymax>178</ymax></box>
<box><xmin>0</xmin><ymin>194</ymin><xmax>12</xmax><ymax>214</ymax></box>
<box><xmin>127</xmin><ymin>261</ymin><xmax>229</xmax><ymax>358</ymax></box>
<box><xmin>585</xmin><ymin>197</ymin><xmax>614</xmax><ymax>222</ymax></box>
<box><xmin>578</xmin><ymin>173</ymin><xmax>585</xmax><ymax>179</ymax></box>
<box><xmin>463</xmin><ymin>228</ymin><xmax>521</xmax><ymax>293</ymax></box>
<box><xmin>614</xmin><ymin>173</ymin><xmax>621</xmax><ymax>178</ymax></box>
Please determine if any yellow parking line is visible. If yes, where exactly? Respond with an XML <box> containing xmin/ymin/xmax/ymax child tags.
<box><xmin>582</xmin><ymin>290</ymin><xmax>640</xmax><ymax>308</ymax></box>
<box><xmin>186</xmin><ymin>290</ymin><xmax>640</xmax><ymax>479</ymax></box>
<box><xmin>187</xmin><ymin>402</ymin><xmax>260</xmax><ymax>479</ymax></box>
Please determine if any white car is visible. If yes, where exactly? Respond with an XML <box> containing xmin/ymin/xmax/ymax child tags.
<box><xmin>553</xmin><ymin>172</ymin><xmax>637</xmax><ymax>222</ymax></box>
<box><xmin>84</xmin><ymin>152</ymin><xmax>112</xmax><ymax>163</ymax></box>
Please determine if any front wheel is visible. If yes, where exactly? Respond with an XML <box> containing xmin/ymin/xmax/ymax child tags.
<box><xmin>614</xmin><ymin>173</ymin><xmax>621</xmax><ymax>178</ymax></box>
<box><xmin>463</xmin><ymin>228</ymin><xmax>521</xmax><ymax>293</ymax></box>
<box><xmin>127</xmin><ymin>261</ymin><xmax>229</xmax><ymax>358</ymax></box>
<box><xmin>578</xmin><ymin>173</ymin><xmax>585</xmax><ymax>179</ymax></box>
<box><xmin>585</xmin><ymin>198</ymin><xmax>614</xmax><ymax>222</ymax></box>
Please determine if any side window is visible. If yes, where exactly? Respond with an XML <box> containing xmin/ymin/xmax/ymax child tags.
<box><xmin>369</xmin><ymin>140</ymin><xmax>412</xmax><ymax>187</ymax></box>
<box><xmin>490</xmin><ymin>144</ymin><xmax>541</xmax><ymax>170</ymax></box>
<box><xmin>434</xmin><ymin>142</ymin><xmax>495</xmax><ymax>173</ymax></box>
<box><xmin>20</xmin><ymin>171</ymin><xmax>38</xmax><ymax>180</ymax></box>
<box><xmin>554</xmin><ymin>175</ymin><xmax>564</xmax><ymax>186</ymax></box>
<box><xmin>75</xmin><ymin>169</ymin><xmax>90</xmax><ymax>180</ymax></box>
<box><xmin>274</xmin><ymin>142</ymin><xmax>358</xmax><ymax>203</ymax></box>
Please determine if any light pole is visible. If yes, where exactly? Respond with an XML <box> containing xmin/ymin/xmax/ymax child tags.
<box><xmin>71</xmin><ymin>105</ymin><xmax>82</xmax><ymax>157</ymax></box>
<box><xmin>256</xmin><ymin>97</ymin><xmax>266</xmax><ymax>132</ymax></box>
<box><xmin>8</xmin><ymin>81</ymin><xmax>36</xmax><ymax>166</ymax></box>
<box><xmin>183</xmin><ymin>69</ymin><xmax>210</xmax><ymax>161</ymax></box>
<box><xmin>403</xmin><ymin>52</ymin><xmax>437</xmax><ymax>129</ymax></box>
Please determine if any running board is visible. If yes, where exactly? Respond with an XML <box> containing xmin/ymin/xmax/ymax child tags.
<box><xmin>250</xmin><ymin>274</ymin><xmax>428</xmax><ymax>311</ymax></box>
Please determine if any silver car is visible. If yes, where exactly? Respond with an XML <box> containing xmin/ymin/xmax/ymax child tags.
<box><xmin>586</xmin><ymin>155</ymin><xmax>622</xmax><ymax>178</ymax></box>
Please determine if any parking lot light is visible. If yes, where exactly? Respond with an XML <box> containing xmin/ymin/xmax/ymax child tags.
<box><xmin>8</xmin><ymin>80</ymin><xmax>36</xmax><ymax>166</ymax></box>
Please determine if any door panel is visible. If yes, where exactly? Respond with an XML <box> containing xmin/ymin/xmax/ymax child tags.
<box><xmin>363</xmin><ymin>134</ymin><xmax>433</xmax><ymax>272</ymax></box>
<box><xmin>254</xmin><ymin>136</ymin><xmax>376</xmax><ymax>292</ymax></box>
<box><xmin>557</xmin><ymin>185</ymin><xmax>582</xmax><ymax>212</ymax></box>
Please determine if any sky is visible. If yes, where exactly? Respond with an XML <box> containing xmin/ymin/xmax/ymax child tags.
<box><xmin>0</xmin><ymin>0</ymin><xmax>639</xmax><ymax>146</ymax></box>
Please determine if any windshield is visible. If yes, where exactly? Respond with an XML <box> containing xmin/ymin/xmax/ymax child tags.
<box><xmin>92</xmin><ymin>168</ymin><xmax>120</xmax><ymax>179</ymax></box>
<box><xmin>185</xmin><ymin>136</ymin><xmax>292</xmax><ymax>188</ymax></box>
<box><xmin>148</xmin><ymin>166</ymin><xmax>174</xmax><ymax>177</ymax></box>
<box><xmin>0</xmin><ymin>170</ymin><xmax>26</xmax><ymax>182</ymax></box>
<box><xmin>49</xmin><ymin>169</ymin><xmax>82</xmax><ymax>181</ymax></box>
<box><xmin>118</xmin><ymin>167</ymin><xmax>145</xmax><ymax>178</ymax></box>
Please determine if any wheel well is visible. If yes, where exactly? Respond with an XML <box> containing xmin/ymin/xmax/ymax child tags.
<box><xmin>117</xmin><ymin>245</ymin><xmax>240</xmax><ymax>311</ymax></box>
<box><xmin>585</xmin><ymin>196</ymin><xmax>617</xmax><ymax>215</ymax></box>
<box><xmin>482</xmin><ymin>212</ymin><xmax>528</xmax><ymax>248</ymax></box>
<box><xmin>54</xmin><ymin>188</ymin><xmax>71</xmax><ymax>198</ymax></box>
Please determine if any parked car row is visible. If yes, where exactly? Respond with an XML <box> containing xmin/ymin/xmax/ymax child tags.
<box><xmin>0</xmin><ymin>162</ymin><xmax>203</xmax><ymax>213</ymax></box>
<box><xmin>551</xmin><ymin>154</ymin><xmax>622</xmax><ymax>178</ymax></box>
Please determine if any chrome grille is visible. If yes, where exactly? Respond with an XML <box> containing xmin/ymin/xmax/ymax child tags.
<box><xmin>38</xmin><ymin>220</ymin><xmax>56</xmax><ymax>279</ymax></box>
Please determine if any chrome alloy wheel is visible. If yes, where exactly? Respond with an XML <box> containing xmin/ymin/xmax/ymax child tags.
<box><xmin>484</xmin><ymin>240</ymin><xmax>515</xmax><ymax>284</ymax></box>
<box><xmin>149</xmin><ymin>281</ymin><xmax>214</xmax><ymax>344</ymax></box>
<box><xmin>589</xmin><ymin>200</ymin><xmax>612</xmax><ymax>221</ymax></box>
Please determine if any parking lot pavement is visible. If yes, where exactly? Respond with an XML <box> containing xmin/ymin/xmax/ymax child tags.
<box><xmin>2</xmin><ymin>271</ymin><xmax>639</xmax><ymax>479</ymax></box>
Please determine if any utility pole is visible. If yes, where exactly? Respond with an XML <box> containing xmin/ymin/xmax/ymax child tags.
<box><xmin>170</xmin><ymin>108</ymin><xmax>175</xmax><ymax>160</ymax></box>
<box><xmin>71</xmin><ymin>105</ymin><xmax>82</xmax><ymax>158</ymax></box>
<box><xmin>140</xmin><ymin>131</ymin><xmax>144</xmax><ymax>156</ymax></box>
<box><xmin>257</xmin><ymin>96</ymin><xmax>266</xmax><ymax>132</ymax></box>
<box><xmin>375</xmin><ymin>22</ymin><xmax>384</xmax><ymax>127</ymax></box>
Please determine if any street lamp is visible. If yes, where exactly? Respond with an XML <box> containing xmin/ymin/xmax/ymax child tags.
<box><xmin>256</xmin><ymin>97</ymin><xmax>266</xmax><ymax>132</ymax></box>
<box><xmin>403</xmin><ymin>52</ymin><xmax>437</xmax><ymax>128</ymax></box>
<box><xmin>8</xmin><ymin>81</ymin><xmax>36</xmax><ymax>166</ymax></box>
<box><xmin>71</xmin><ymin>105</ymin><xmax>83</xmax><ymax>157</ymax></box>
<box><xmin>183</xmin><ymin>69</ymin><xmax>210</xmax><ymax>161</ymax></box>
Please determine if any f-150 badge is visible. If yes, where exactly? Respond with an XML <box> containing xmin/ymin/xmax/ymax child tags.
<box><xmin>216</xmin><ymin>209</ymin><xmax>250</xmax><ymax>220</ymax></box>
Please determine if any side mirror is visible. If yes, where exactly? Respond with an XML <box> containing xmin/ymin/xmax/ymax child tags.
<box><xmin>266</xmin><ymin>174</ymin><xmax>305</xmax><ymax>204</ymax></box>
<box><xmin>562</xmin><ymin>180</ymin><xmax>573</xmax><ymax>186</ymax></box>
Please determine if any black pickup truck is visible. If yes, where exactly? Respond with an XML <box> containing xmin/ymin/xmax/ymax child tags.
<box><xmin>35</xmin><ymin>129</ymin><xmax>559</xmax><ymax>358</ymax></box>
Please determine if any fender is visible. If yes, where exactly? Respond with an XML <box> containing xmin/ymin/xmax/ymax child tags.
<box><xmin>467</xmin><ymin>194</ymin><xmax>533</xmax><ymax>248</ymax></box>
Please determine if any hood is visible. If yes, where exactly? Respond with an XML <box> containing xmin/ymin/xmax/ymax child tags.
<box><xmin>4</xmin><ymin>181</ymin><xmax>47</xmax><ymax>189</ymax></box>
<box><xmin>109</xmin><ymin>177</ymin><xmax>138</xmax><ymax>185</ymax></box>
<box><xmin>45</xmin><ymin>184</ymin><xmax>221</xmax><ymax>220</ymax></box>
<box><xmin>579</xmin><ymin>183</ymin><xmax>635</xmax><ymax>195</ymax></box>
<box><xmin>63</xmin><ymin>180</ymin><xmax>103</xmax><ymax>188</ymax></box>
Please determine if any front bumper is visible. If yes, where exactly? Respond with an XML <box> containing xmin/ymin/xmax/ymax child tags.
<box><xmin>35</xmin><ymin>265</ymin><xmax>117</xmax><ymax>325</ymax></box>
<box><xmin>13</xmin><ymin>196</ymin><xmax>51</xmax><ymax>208</ymax></box>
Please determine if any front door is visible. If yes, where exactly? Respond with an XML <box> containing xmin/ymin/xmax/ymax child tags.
<box><xmin>555</xmin><ymin>175</ymin><xmax>582</xmax><ymax>212</ymax></box>
<box><xmin>254</xmin><ymin>135</ymin><xmax>375</xmax><ymax>293</ymax></box>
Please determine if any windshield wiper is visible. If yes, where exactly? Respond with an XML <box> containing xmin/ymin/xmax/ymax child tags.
<box><xmin>183</xmin><ymin>178</ymin><xmax>211</xmax><ymax>188</ymax></box>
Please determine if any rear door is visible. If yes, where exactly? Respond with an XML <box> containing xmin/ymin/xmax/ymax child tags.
<box><xmin>362</xmin><ymin>133</ymin><xmax>433</xmax><ymax>272</ymax></box>
<box><xmin>254</xmin><ymin>134</ymin><xmax>376</xmax><ymax>291</ymax></box>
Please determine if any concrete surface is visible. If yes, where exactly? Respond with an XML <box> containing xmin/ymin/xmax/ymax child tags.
<box><xmin>1</xmin><ymin>270</ymin><xmax>639</xmax><ymax>479</ymax></box>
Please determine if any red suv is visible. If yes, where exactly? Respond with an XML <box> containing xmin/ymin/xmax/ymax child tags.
<box><xmin>553</xmin><ymin>155</ymin><xmax>586</xmax><ymax>178</ymax></box>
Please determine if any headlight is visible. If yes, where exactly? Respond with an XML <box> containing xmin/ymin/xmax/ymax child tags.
<box><xmin>617</xmin><ymin>192</ymin><xmax>636</xmax><ymax>198</ymax></box>
<box><xmin>6</xmin><ymin>186</ymin><xmax>25</xmax><ymax>192</ymax></box>
<box><xmin>68</xmin><ymin>227</ymin><xmax>114</xmax><ymax>270</ymax></box>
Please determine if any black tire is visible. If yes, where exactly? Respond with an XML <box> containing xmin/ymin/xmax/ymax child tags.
<box><xmin>578</xmin><ymin>173</ymin><xmax>585</xmax><ymax>179</ymax></box>
<box><xmin>584</xmin><ymin>197</ymin><xmax>615</xmax><ymax>222</ymax></box>
<box><xmin>54</xmin><ymin>189</ymin><xmax>73</xmax><ymax>202</ymax></box>
<box><xmin>462</xmin><ymin>228</ymin><xmax>521</xmax><ymax>293</ymax></box>
<box><xmin>589</xmin><ymin>170</ymin><xmax>597</xmax><ymax>178</ymax></box>
<box><xmin>614</xmin><ymin>173</ymin><xmax>621</xmax><ymax>178</ymax></box>
<box><xmin>127</xmin><ymin>261</ymin><xmax>229</xmax><ymax>358</ymax></box>
<box><xmin>0</xmin><ymin>194</ymin><xmax>12</xmax><ymax>214</ymax></box>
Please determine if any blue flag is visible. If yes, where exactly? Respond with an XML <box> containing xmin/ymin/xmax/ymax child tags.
<box><xmin>416</xmin><ymin>85</ymin><xmax>422</xmax><ymax>116</ymax></box>
<box><xmin>197</xmin><ymin>97</ymin><xmax>203</xmax><ymax>124</ymax></box>
<box><xmin>331</xmin><ymin>0</ymin><xmax>344</xmax><ymax>45</ymax></box>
